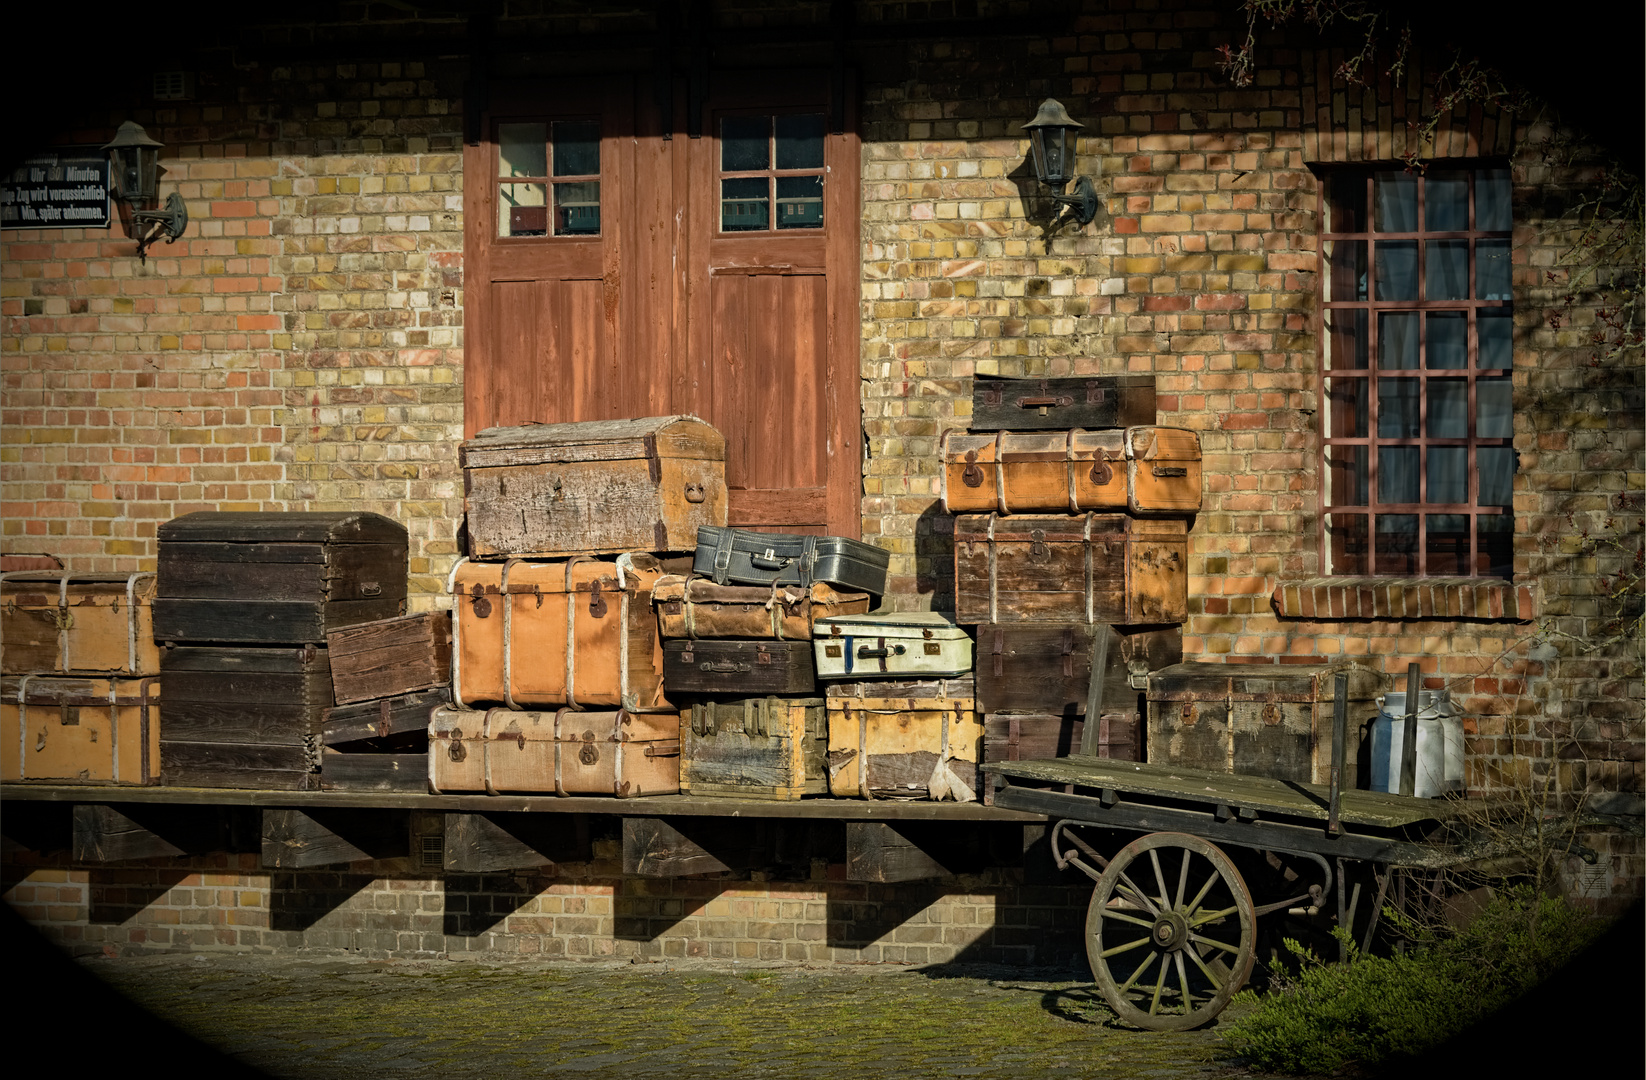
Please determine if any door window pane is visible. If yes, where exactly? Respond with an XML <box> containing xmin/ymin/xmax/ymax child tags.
<box><xmin>552</xmin><ymin>121</ymin><xmax>600</xmax><ymax>177</ymax></box>
<box><xmin>775</xmin><ymin>114</ymin><xmax>826</xmax><ymax>169</ymax></box>
<box><xmin>1378</xmin><ymin>312</ymin><xmax>1419</xmax><ymax>369</ymax></box>
<box><xmin>722</xmin><ymin>116</ymin><xmax>771</xmax><ymax>171</ymax></box>
<box><xmin>499</xmin><ymin>123</ymin><xmax>547</xmax><ymax>177</ymax></box>
<box><xmin>1426</xmin><ymin>378</ymin><xmax>1468</xmax><ymax>438</ymax></box>
<box><xmin>1375</xmin><ymin>241</ymin><xmax>1418</xmax><ymax>300</ymax></box>
<box><xmin>1378</xmin><ymin>447</ymin><xmax>1419</xmax><ymax>502</ymax></box>
<box><xmin>1477</xmin><ymin>239</ymin><xmax>1512</xmax><ymax>300</ymax></box>
<box><xmin>499</xmin><ymin>183</ymin><xmax>547</xmax><ymax>236</ymax></box>
<box><xmin>1426</xmin><ymin>240</ymin><xmax>1469</xmax><ymax>300</ymax></box>
<box><xmin>721</xmin><ymin>177</ymin><xmax>769</xmax><ymax>231</ymax></box>
<box><xmin>1477</xmin><ymin>376</ymin><xmax>1513</xmax><ymax>438</ymax></box>
<box><xmin>1426</xmin><ymin>311</ymin><xmax>1467</xmax><ymax>368</ymax></box>
<box><xmin>1425</xmin><ymin>170</ymin><xmax>1469</xmax><ymax>231</ymax></box>
<box><xmin>776</xmin><ymin>175</ymin><xmax>824</xmax><ymax>229</ymax></box>
<box><xmin>554</xmin><ymin>181</ymin><xmax>600</xmax><ymax>236</ymax></box>
<box><xmin>1374</xmin><ymin>171</ymin><xmax>1418</xmax><ymax>231</ymax></box>
<box><xmin>1477</xmin><ymin>168</ymin><xmax>1512</xmax><ymax>231</ymax></box>
<box><xmin>1479</xmin><ymin>308</ymin><xmax>1513</xmax><ymax>368</ymax></box>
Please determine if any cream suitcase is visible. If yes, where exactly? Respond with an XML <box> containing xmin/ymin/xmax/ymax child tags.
<box><xmin>813</xmin><ymin>613</ymin><xmax>973</xmax><ymax>680</ymax></box>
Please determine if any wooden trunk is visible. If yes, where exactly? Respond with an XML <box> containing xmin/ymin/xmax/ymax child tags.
<box><xmin>980</xmin><ymin>710</ymin><xmax>1138</xmax><ymax>804</ymax></box>
<box><xmin>1</xmin><ymin>572</ymin><xmax>161</xmax><ymax>676</ymax></box>
<box><xmin>326</xmin><ymin>612</ymin><xmax>451</xmax><ymax>705</ymax></box>
<box><xmin>680</xmin><ymin>696</ymin><xmax>827</xmax><ymax>800</ymax></box>
<box><xmin>322</xmin><ymin>687</ymin><xmax>448</xmax><ymax>749</ymax></box>
<box><xmin>974</xmin><ymin>623</ymin><xmax>1182</xmax><ymax>715</ymax></box>
<box><xmin>159</xmin><ymin>644</ymin><xmax>328</xmax><ymax>790</ymax></box>
<box><xmin>662</xmin><ymin>640</ymin><xmax>816</xmax><ymax>695</ymax></box>
<box><xmin>1146</xmin><ymin>662</ymin><xmax>1385</xmax><ymax>782</ymax></box>
<box><xmin>427</xmin><ymin>706</ymin><xmax>680</xmax><ymax>797</ymax></box>
<box><xmin>954</xmin><ymin>513</ymin><xmax>1187</xmax><ymax>625</ymax></box>
<box><xmin>940</xmin><ymin>427</ymin><xmax>1201</xmax><ymax>517</ymax></box>
<box><xmin>318</xmin><ymin>749</ymin><xmax>430</xmax><ymax>793</ymax></box>
<box><xmin>449</xmin><ymin>555</ymin><xmax>669</xmax><ymax>712</ymax></box>
<box><xmin>1</xmin><ymin>675</ymin><xmax>160</xmax><ymax>784</ymax></box>
<box><xmin>812</xmin><ymin>612</ymin><xmax>974</xmax><ymax>679</ymax></box>
<box><xmin>652</xmin><ymin>575</ymin><xmax>872</xmax><ymax>640</ymax></box>
<box><xmin>824</xmin><ymin>679</ymin><xmax>980</xmax><ymax>801</ymax></box>
<box><xmin>461</xmin><ymin>416</ymin><xmax>727</xmax><ymax>558</ymax></box>
<box><xmin>971</xmin><ymin>374</ymin><xmax>1156</xmax><ymax>431</ymax></box>
<box><xmin>155</xmin><ymin>512</ymin><xmax>408</xmax><ymax>644</ymax></box>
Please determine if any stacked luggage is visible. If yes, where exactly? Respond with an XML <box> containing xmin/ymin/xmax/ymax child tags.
<box><xmin>152</xmin><ymin>512</ymin><xmax>409</xmax><ymax>789</ymax></box>
<box><xmin>318</xmin><ymin>611</ymin><xmax>453</xmax><ymax>791</ymax></box>
<box><xmin>940</xmin><ymin>374</ymin><xmax>1196</xmax><ymax>800</ymax></box>
<box><xmin>1</xmin><ymin>565</ymin><xmax>162</xmax><ymax>785</ymax></box>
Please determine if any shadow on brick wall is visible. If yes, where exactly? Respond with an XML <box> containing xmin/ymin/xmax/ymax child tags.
<box><xmin>444</xmin><ymin>871</ymin><xmax>549</xmax><ymax>937</ymax></box>
<box><xmin>269</xmin><ymin>871</ymin><xmax>378</xmax><ymax>932</ymax></box>
<box><xmin>88</xmin><ymin>867</ymin><xmax>193</xmax><ymax>925</ymax></box>
<box><xmin>0</xmin><ymin>802</ymin><xmax>72</xmax><ymax>895</ymax></box>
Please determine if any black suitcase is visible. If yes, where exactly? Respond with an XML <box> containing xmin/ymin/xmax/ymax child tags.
<box><xmin>693</xmin><ymin>526</ymin><xmax>889</xmax><ymax>595</ymax></box>
<box><xmin>663</xmin><ymin>639</ymin><xmax>816</xmax><ymax>695</ymax></box>
<box><xmin>971</xmin><ymin>374</ymin><xmax>1156</xmax><ymax>431</ymax></box>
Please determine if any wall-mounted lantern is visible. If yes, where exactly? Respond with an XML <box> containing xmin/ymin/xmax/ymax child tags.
<box><xmin>102</xmin><ymin>121</ymin><xmax>188</xmax><ymax>261</ymax></box>
<box><xmin>1023</xmin><ymin>99</ymin><xmax>1097</xmax><ymax>226</ymax></box>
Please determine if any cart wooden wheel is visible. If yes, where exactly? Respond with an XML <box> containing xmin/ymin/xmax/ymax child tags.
<box><xmin>1084</xmin><ymin>832</ymin><xmax>1256</xmax><ymax>1031</ymax></box>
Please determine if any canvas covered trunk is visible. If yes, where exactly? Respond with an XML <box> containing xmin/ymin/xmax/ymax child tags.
<box><xmin>427</xmin><ymin>705</ymin><xmax>679</xmax><ymax>797</ymax></box>
<box><xmin>651</xmin><ymin>575</ymin><xmax>872</xmax><ymax>640</ymax></box>
<box><xmin>940</xmin><ymin>427</ymin><xmax>1201</xmax><ymax>517</ymax></box>
<box><xmin>692</xmin><ymin>526</ymin><xmax>890</xmax><ymax>595</ymax></box>
<box><xmin>662</xmin><ymin>640</ymin><xmax>816</xmax><ymax>695</ymax></box>
<box><xmin>1</xmin><ymin>675</ymin><xmax>160</xmax><ymax>784</ymax></box>
<box><xmin>679</xmin><ymin>696</ymin><xmax>827</xmax><ymax>800</ymax></box>
<box><xmin>812</xmin><ymin>612</ymin><xmax>974</xmax><ymax>680</ymax></box>
<box><xmin>326</xmin><ymin>612</ymin><xmax>451</xmax><ymax>705</ymax></box>
<box><xmin>449</xmin><ymin>554</ymin><xmax>670</xmax><ymax>712</ymax></box>
<box><xmin>158</xmin><ymin>644</ymin><xmax>329</xmax><ymax>789</ymax></box>
<box><xmin>954</xmin><ymin>513</ymin><xmax>1188</xmax><ymax>625</ymax></box>
<box><xmin>1</xmin><ymin>572</ymin><xmax>161</xmax><ymax>676</ymax></box>
<box><xmin>1146</xmin><ymin>662</ymin><xmax>1385</xmax><ymax>783</ymax></box>
<box><xmin>824</xmin><ymin>678</ymin><xmax>980</xmax><ymax>801</ymax></box>
<box><xmin>971</xmin><ymin>374</ymin><xmax>1156</xmax><ymax>431</ymax></box>
<box><xmin>461</xmin><ymin>416</ymin><xmax>727</xmax><ymax>558</ymax></box>
<box><xmin>155</xmin><ymin>512</ymin><xmax>408</xmax><ymax>644</ymax></box>
<box><xmin>973</xmin><ymin>623</ymin><xmax>1182</xmax><ymax>715</ymax></box>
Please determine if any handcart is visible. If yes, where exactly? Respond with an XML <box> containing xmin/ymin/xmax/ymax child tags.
<box><xmin>985</xmin><ymin>753</ymin><xmax>1481</xmax><ymax>1030</ymax></box>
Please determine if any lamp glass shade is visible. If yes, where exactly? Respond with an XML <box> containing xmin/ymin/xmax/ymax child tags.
<box><xmin>1023</xmin><ymin>98</ymin><xmax>1083</xmax><ymax>191</ymax></box>
<box><xmin>102</xmin><ymin>121</ymin><xmax>164</xmax><ymax>208</ymax></box>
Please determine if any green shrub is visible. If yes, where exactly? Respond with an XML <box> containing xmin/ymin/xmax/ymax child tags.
<box><xmin>1219</xmin><ymin>886</ymin><xmax>1602</xmax><ymax>1075</ymax></box>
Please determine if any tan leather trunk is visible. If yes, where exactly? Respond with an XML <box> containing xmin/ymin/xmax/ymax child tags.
<box><xmin>2</xmin><ymin>675</ymin><xmax>160</xmax><ymax>784</ymax></box>
<box><xmin>824</xmin><ymin>679</ymin><xmax>980</xmax><ymax>801</ymax></box>
<box><xmin>449</xmin><ymin>554</ymin><xmax>669</xmax><ymax>712</ymax></box>
<box><xmin>652</xmin><ymin>575</ymin><xmax>872</xmax><ymax>640</ymax></box>
<box><xmin>940</xmin><ymin>427</ymin><xmax>1200</xmax><ymax>517</ymax></box>
<box><xmin>1</xmin><ymin>572</ymin><xmax>161</xmax><ymax>676</ymax></box>
<box><xmin>427</xmin><ymin>705</ymin><xmax>679</xmax><ymax>796</ymax></box>
<box><xmin>461</xmin><ymin>416</ymin><xmax>728</xmax><ymax>558</ymax></box>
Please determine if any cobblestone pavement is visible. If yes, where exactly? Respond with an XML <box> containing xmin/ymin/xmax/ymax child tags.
<box><xmin>62</xmin><ymin>951</ymin><xmax>1260</xmax><ymax>1080</ymax></box>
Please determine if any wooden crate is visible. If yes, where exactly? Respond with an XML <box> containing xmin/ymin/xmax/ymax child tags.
<box><xmin>327</xmin><ymin>611</ymin><xmax>451</xmax><ymax>705</ymax></box>
<box><xmin>1</xmin><ymin>572</ymin><xmax>161</xmax><ymax>676</ymax></box>
<box><xmin>679</xmin><ymin>696</ymin><xmax>827</xmax><ymax>800</ymax></box>
<box><xmin>1</xmin><ymin>675</ymin><xmax>160</xmax><ymax>784</ymax></box>
<box><xmin>155</xmin><ymin>512</ymin><xmax>407</xmax><ymax>644</ymax></box>
<box><xmin>824</xmin><ymin>679</ymin><xmax>980</xmax><ymax>801</ymax></box>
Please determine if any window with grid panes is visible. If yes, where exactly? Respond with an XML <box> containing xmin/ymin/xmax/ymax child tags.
<box><xmin>718</xmin><ymin>113</ymin><xmax>826</xmax><ymax>232</ymax></box>
<box><xmin>495</xmin><ymin>120</ymin><xmax>601</xmax><ymax>237</ymax></box>
<box><xmin>1319</xmin><ymin>166</ymin><xmax>1515</xmax><ymax>578</ymax></box>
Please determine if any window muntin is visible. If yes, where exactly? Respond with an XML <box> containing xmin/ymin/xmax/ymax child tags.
<box><xmin>1320</xmin><ymin>166</ymin><xmax>1515</xmax><ymax>578</ymax></box>
<box><xmin>719</xmin><ymin>113</ymin><xmax>826</xmax><ymax>232</ymax></box>
<box><xmin>496</xmin><ymin>120</ymin><xmax>601</xmax><ymax>238</ymax></box>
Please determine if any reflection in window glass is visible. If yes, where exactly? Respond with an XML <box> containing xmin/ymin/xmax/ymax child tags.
<box><xmin>1326</xmin><ymin>309</ymin><xmax>1367</xmax><ymax>369</ymax></box>
<box><xmin>775</xmin><ymin>175</ymin><xmax>823</xmax><ymax>229</ymax></box>
<box><xmin>1426</xmin><ymin>240</ymin><xmax>1469</xmax><ymax>300</ymax></box>
<box><xmin>1375</xmin><ymin>514</ymin><xmax>1418</xmax><ymax>575</ymax></box>
<box><xmin>499</xmin><ymin>182</ymin><xmax>547</xmax><ymax>237</ymax></box>
<box><xmin>775</xmin><ymin>114</ymin><xmax>826</xmax><ymax>169</ymax></box>
<box><xmin>1426</xmin><ymin>514</ymin><xmax>1470</xmax><ymax>575</ymax></box>
<box><xmin>553</xmin><ymin>121</ymin><xmax>600</xmax><ymax>177</ymax></box>
<box><xmin>1326</xmin><ymin>378</ymin><xmax>1368</xmax><ymax>438</ymax></box>
<box><xmin>1477</xmin><ymin>377</ymin><xmax>1512</xmax><ymax>437</ymax></box>
<box><xmin>1378</xmin><ymin>378</ymin><xmax>1420</xmax><ymax>437</ymax></box>
<box><xmin>1479</xmin><ymin>309</ymin><xmax>1513</xmax><ymax>368</ymax></box>
<box><xmin>1428</xmin><ymin>447</ymin><xmax>1468</xmax><ymax>503</ymax></box>
<box><xmin>1477</xmin><ymin>447</ymin><xmax>1515</xmax><ymax>506</ymax></box>
<box><xmin>1326</xmin><ymin>513</ymin><xmax>1368</xmax><ymax>575</ymax></box>
<box><xmin>1326</xmin><ymin>446</ymin><xmax>1368</xmax><ymax>505</ymax></box>
<box><xmin>499</xmin><ymin>123</ymin><xmax>547</xmax><ymax>177</ymax></box>
<box><xmin>1426</xmin><ymin>311</ymin><xmax>1467</xmax><ymax>368</ymax></box>
<box><xmin>1374</xmin><ymin>171</ymin><xmax>1418</xmax><ymax>231</ymax></box>
<box><xmin>721</xmin><ymin>177</ymin><xmax>769</xmax><ymax>231</ymax></box>
<box><xmin>1477</xmin><ymin>514</ymin><xmax>1513</xmax><ymax>577</ymax></box>
<box><xmin>1426</xmin><ymin>379</ymin><xmax>1468</xmax><ymax>438</ymax></box>
<box><xmin>722</xmin><ymin>117</ymin><xmax>770</xmax><ymax>171</ymax></box>
<box><xmin>1477</xmin><ymin>168</ymin><xmax>1512</xmax><ymax>231</ymax></box>
<box><xmin>1379</xmin><ymin>312</ymin><xmax>1419</xmax><ymax>369</ymax></box>
<box><xmin>1375</xmin><ymin>240</ymin><xmax>1418</xmax><ymax>300</ymax></box>
<box><xmin>1425</xmin><ymin>171</ymin><xmax>1469</xmax><ymax>231</ymax></box>
<box><xmin>1378</xmin><ymin>446</ymin><xmax>1419</xmax><ymax>502</ymax></box>
<box><xmin>1326</xmin><ymin>239</ymin><xmax>1367</xmax><ymax>301</ymax></box>
<box><xmin>554</xmin><ymin>181</ymin><xmax>600</xmax><ymax>236</ymax></box>
<box><xmin>1477</xmin><ymin>239</ymin><xmax>1512</xmax><ymax>300</ymax></box>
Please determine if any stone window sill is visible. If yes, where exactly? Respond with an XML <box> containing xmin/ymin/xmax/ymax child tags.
<box><xmin>1270</xmin><ymin>577</ymin><xmax>1538</xmax><ymax>622</ymax></box>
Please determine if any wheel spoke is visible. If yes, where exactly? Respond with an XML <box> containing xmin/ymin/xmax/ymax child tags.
<box><xmin>1117</xmin><ymin>949</ymin><xmax>1159</xmax><ymax>994</ymax></box>
<box><xmin>1175</xmin><ymin>849</ymin><xmax>1191</xmax><ymax>910</ymax></box>
<box><xmin>1183</xmin><ymin>872</ymin><xmax>1218</xmax><ymax>916</ymax></box>
<box><xmin>1187</xmin><ymin>943</ymin><xmax>1226</xmax><ymax>991</ymax></box>
<box><xmin>1147</xmin><ymin>955</ymin><xmax>1169</xmax><ymax>1015</ymax></box>
<box><xmin>1175</xmin><ymin>951</ymin><xmax>1195</xmax><ymax>1011</ymax></box>
<box><xmin>1114</xmin><ymin>870</ymin><xmax>1161</xmax><ymax>915</ymax></box>
<box><xmin>1099</xmin><ymin>935</ymin><xmax>1153</xmax><ymax>960</ymax></box>
<box><xmin>1101</xmin><ymin>909</ymin><xmax>1156</xmax><ymax>930</ymax></box>
<box><xmin>1187</xmin><ymin>931</ymin><xmax>1243</xmax><ymax>957</ymax></box>
<box><xmin>1189</xmin><ymin>903</ymin><xmax>1240</xmax><ymax>928</ymax></box>
<box><xmin>1149</xmin><ymin>848</ymin><xmax>1170</xmax><ymax>908</ymax></box>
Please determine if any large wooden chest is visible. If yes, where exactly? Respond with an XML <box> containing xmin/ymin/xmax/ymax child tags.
<box><xmin>155</xmin><ymin>512</ymin><xmax>407</xmax><ymax>644</ymax></box>
<box><xmin>427</xmin><ymin>706</ymin><xmax>679</xmax><ymax>797</ymax></box>
<box><xmin>158</xmin><ymin>644</ymin><xmax>330</xmax><ymax>789</ymax></box>
<box><xmin>1146</xmin><ymin>662</ymin><xmax>1385</xmax><ymax>783</ymax></box>
<box><xmin>954</xmin><ymin>513</ymin><xmax>1188</xmax><ymax>625</ymax></box>
<box><xmin>974</xmin><ymin>623</ymin><xmax>1182</xmax><ymax>715</ymax></box>
<box><xmin>652</xmin><ymin>576</ymin><xmax>872</xmax><ymax>640</ymax></box>
<box><xmin>462</xmin><ymin>416</ymin><xmax>727</xmax><ymax>558</ymax></box>
<box><xmin>971</xmin><ymin>374</ymin><xmax>1156</xmax><ymax>431</ymax></box>
<box><xmin>824</xmin><ymin>678</ymin><xmax>980</xmax><ymax>801</ymax></box>
<box><xmin>326</xmin><ymin>612</ymin><xmax>451</xmax><ymax>706</ymax></box>
<box><xmin>941</xmin><ymin>427</ymin><xmax>1201</xmax><ymax>517</ymax></box>
<box><xmin>680</xmin><ymin>696</ymin><xmax>827</xmax><ymax>800</ymax></box>
<box><xmin>1</xmin><ymin>572</ymin><xmax>161</xmax><ymax>676</ymax></box>
<box><xmin>449</xmin><ymin>554</ymin><xmax>669</xmax><ymax>712</ymax></box>
<box><xmin>1</xmin><ymin>675</ymin><xmax>160</xmax><ymax>784</ymax></box>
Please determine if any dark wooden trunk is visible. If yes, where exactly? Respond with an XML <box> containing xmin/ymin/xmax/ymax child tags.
<box><xmin>161</xmin><ymin>645</ymin><xmax>332</xmax><ymax>738</ymax></box>
<box><xmin>155</xmin><ymin>512</ymin><xmax>408</xmax><ymax>644</ymax></box>
<box><xmin>953</xmin><ymin>513</ymin><xmax>1187</xmax><ymax>625</ymax></box>
<box><xmin>973</xmin><ymin>623</ymin><xmax>1181</xmax><ymax>716</ymax></box>
<box><xmin>322</xmin><ymin>687</ymin><xmax>448</xmax><ymax>748</ymax></box>
<box><xmin>158</xmin><ymin>739</ymin><xmax>320</xmax><ymax>790</ymax></box>
<box><xmin>971</xmin><ymin>374</ymin><xmax>1156</xmax><ymax>431</ymax></box>
<box><xmin>662</xmin><ymin>640</ymin><xmax>816</xmax><ymax>695</ymax></box>
<box><xmin>325</xmin><ymin>612</ymin><xmax>451</xmax><ymax>705</ymax></box>
<box><xmin>317</xmin><ymin>750</ymin><xmax>430</xmax><ymax>793</ymax></box>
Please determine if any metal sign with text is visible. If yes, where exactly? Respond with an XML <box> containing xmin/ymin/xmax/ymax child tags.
<box><xmin>1</xmin><ymin>150</ymin><xmax>110</xmax><ymax>230</ymax></box>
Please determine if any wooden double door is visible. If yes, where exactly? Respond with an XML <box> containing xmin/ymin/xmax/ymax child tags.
<box><xmin>463</xmin><ymin>73</ymin><xmax>861</xmax><ymax>537</ymax></box>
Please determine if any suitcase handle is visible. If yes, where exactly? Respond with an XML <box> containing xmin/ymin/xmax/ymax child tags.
<box><xmin>750</xmin><ymin>551</ymin><xmax>792</xmax><ymax>570</ymax></box>
<box><xmin>856</xmin><ymin>644</ymin><xmax>907</xmax><ymax>659</ymax></box>
<box><xmin>700</xmin><ymin>660</ymin><xmax>750</xmax><ymax>673</ymax></box>
<box><xmin>1017</xmin><ymin>395</ymin><xmax>1072</xmax><ymax>408</ymax></box>
<box><xmin>1151</xmin><ymin>465</ymin><xmax>1187</xmax><ymax>478</ymax></box>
